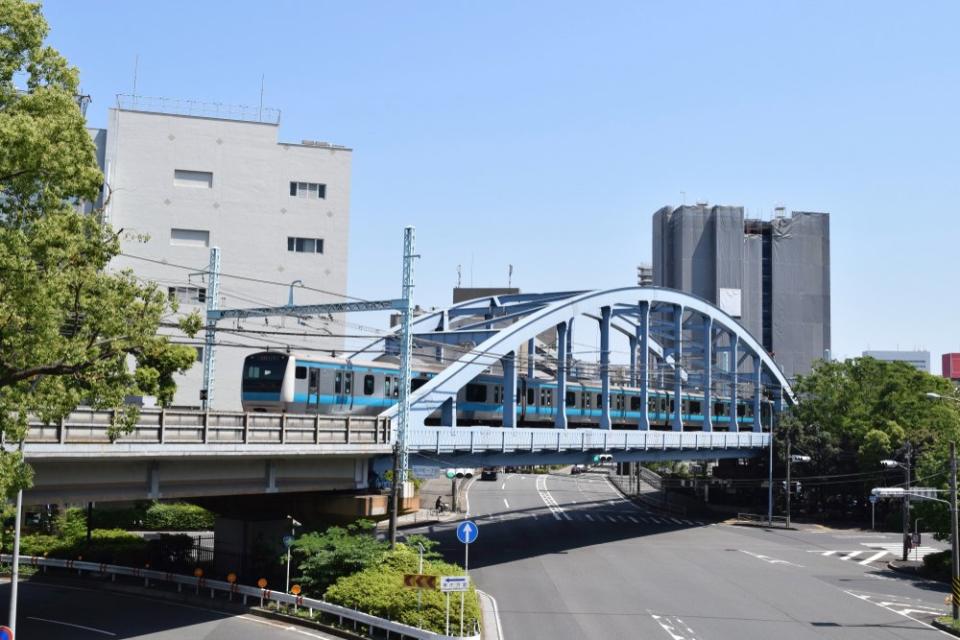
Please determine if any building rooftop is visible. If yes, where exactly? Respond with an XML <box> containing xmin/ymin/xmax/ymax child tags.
<box><xmin>115</xmin><ymin>94</ymin><xmax>281</xmax><ymax>125</ymax></box>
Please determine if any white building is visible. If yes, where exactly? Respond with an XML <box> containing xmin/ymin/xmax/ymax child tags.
<box><xmin>862</xmin><ymin>350</ymin><xmax>931</xmax><ymax>373</ymax></box>
<box><xmin>89</xmin><ymin>96</ymin><xmax>352</xmax><ymax>409</ymax></box>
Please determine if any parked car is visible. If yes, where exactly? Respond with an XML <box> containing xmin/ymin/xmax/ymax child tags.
<box><xmin>480</xmin><ymin>467</ymin><xmax>500</xmax><ymax>481</ymax></box>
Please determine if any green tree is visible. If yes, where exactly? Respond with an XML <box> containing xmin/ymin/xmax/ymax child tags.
<box><xmin>784</xmin><ymin>356</ymin><xmax>960</xmax><ymax>527</ymax></box>
<box><xmin>0</xmin><ymin>0</ymin><xmax>199</xmax><ymax>497</ymax></box>
<box><xmin>292</xmin><ymin>519</ymin><xmax>389</xmax><ymax>595</ymax></box>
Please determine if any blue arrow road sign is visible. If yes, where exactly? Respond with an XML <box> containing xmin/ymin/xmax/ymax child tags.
<box><xmin>0</xmin><ymin>624</ymin><xmax>13</xmax><ymax>640</ymax></box>
<box><xmin>456</xmin><ymin>520</ymin><xmax>478</xmax><ymax>545</ymax></box>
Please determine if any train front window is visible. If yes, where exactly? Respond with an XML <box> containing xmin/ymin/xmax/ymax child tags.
<box><xmin>246</xmin><ymin>365</ymin><xmax>284</xmax><ymax>380</ymax></box>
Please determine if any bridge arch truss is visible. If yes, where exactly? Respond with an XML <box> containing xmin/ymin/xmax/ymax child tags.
<box><xmin>354</xmin><ymin>287</ymin><xmax>795</xmax><ymax>432</ymax></box>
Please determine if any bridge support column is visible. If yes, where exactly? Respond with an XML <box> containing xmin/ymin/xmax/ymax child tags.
<box><xmin>502</xmin><ymin>351</ymin><xmax>517</xmax><ymax>428</ymax></box>
<box><xmin>637</xmin><ymin>301</ymin><xmax>650</xmax><ymax>431</ymax></box>
<box><xmin>672</xmin><ymin>305</ymin><xmax>684</xmax><ymax>432</ymax></box>
<box><xmin>628</xmin><ymin>336</ymin><xmax>637</xmax><ymax>387</ymax></box>
<box><xmin>441</xmin><ymin>396</ymin><xmax>457</xmax><ymax>428</ymax></box>
<box><xmin>730</xmin><ymin>335</ymin><xmax>739</xmax><ymax>432</ymax></box>
<box><xmin>702</xmin><ymin>316</ymin><xmax>713</xmax><ymax>432</ymax></box>
<box><xmin>527</xmin><ymin>338</ymin><xmax>535</xmax><ymax>379</ymax></box>
<box><xmin>566</xmin><ymin>317</ymin><xmax>575</xmax><ymax>379</ymax></box>
<box><xmin>753</xmin><ymin>355</ymin><xmax>762</xmax><ymax>433</ymax></box>
<box><xmin>599</xmin><ymin>306</ymin><xmax>612</xmax><ymax>430</ymax></box>
<box><xmin>555</xmin><ymin>321</ymin><xmax>568</xmax><ymax>429</ymax></box>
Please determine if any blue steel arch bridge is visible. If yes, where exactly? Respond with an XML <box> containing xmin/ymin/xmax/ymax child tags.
<box><xmin>351</xmin><ymin>286</ymin><xmax>795</xmax><ymax>469</ymax></box>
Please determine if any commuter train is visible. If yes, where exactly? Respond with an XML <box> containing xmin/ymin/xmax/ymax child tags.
<box><xmin>240</xmin><ymin>351</ymin><xmax>769</xmax><ymax>430</ymax></box>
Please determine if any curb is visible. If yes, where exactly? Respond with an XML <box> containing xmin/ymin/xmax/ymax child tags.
<box><xmin>933</xmin><ymin>618</ymin><xmax>960</xmax><ymax>637</ymax></box>
<box><xmin>476</xmin><ymin>589</ymin><xmax>504</xmax><ymax>640</ymax></box>
<box><xmin>250</xmin><ymin>607</ymin><xmax>368</xmax><ymax>640</ymax></box>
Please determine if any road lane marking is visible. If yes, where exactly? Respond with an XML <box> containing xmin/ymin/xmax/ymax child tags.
<box><xmin>844</xmin><ymin>591</ymin><xmax>952</xmax><ymax>637</ymax></box>
<box><xmin>628</xmin><ymin>516</ymin><xmax>638</xmax><ymax>523</ymax></box>
<box><xmin>841</xmin><ymin>551</ymin><xmax>863</xmax><ymax>561</ymax></box>
<box><xmin>503</xmin><ymin>498</ymin><xmax>510</xmax><ymax>509</ymax></box>
<box><xmin>650</xmin><ymin>613</ymin><xmax>697</xmax><ymax>640</ymax></box>
<box><xmin>27</xmin><ymin>617</ymin><xmax>116</xmax><ymax>636</ymax></box>
<box><xmin>859</xmin><ymin>550</ymin><xmax>889</xmax><ymax>565</ymax></box>
<box><xmin>739</xmin><ymin>549</ymin><xmax>805</xmax><ymax>568</ymax></box>
<box><xmin>671</xmin><ymin>518</ymin><xmax>683</xmax><ymax>525</ymax></box>
<box><xmin>536</xmin><ymin>475</ymin><xmax>569</xmax><ymax>520</ymax></box>
<box><xmin>241</xmin><ymin>614</ymin><xmax>334</xmax><ymax>638</ymax></box>
<box><xmin>585</xmin><ymin>514</ymin><xmax>594</xmax><ymax>521</ymax></box>
<box><xmin>607</xmin><ymin>516</ymin><xmax>617</xmax><ymax>523</ymax></box>
<box><xmin>500</xmin><ymin>482</ymin><xmax>505</xmax><ymax>490</ymax></box>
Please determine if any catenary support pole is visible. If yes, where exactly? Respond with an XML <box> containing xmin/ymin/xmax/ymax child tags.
<box><xmin>8</xmin><ymin>488</ymin><xmax>22</xmax><ymax>634</ymax></box>
<box><xmin>555</xmin><ymin>321</ymin><xmax>568</xmax><ymax>429</ymax></box>
<box><xmin>201</xmin><ymin>246</ymin><xmax>221</xmax><ymax>410</ymax></box>
<box><xmin>389</xmin><ymin>226</ymin><xmax>416</xmax><ymax>547</ymax></box>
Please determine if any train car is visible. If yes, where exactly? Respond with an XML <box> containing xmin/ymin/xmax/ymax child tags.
<box><xmin>240</xmin><ymin>351</ymin><xmax>768</xmax><ymax>430</ymax></box>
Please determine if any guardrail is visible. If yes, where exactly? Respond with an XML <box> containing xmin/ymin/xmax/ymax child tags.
<box><xmin>23</xmin><ymin>409</ymin><xmax>391</xmax><ymax>447</ymax></box>
<box><xmin>3</xmin><ymin>554</ymin><xmax>479</xmax><ymax>640</ymax></box>
<box><xmin>409</xmin><ymin>428</ymin><xmax>768</xmax><ymax>454</ymax></box>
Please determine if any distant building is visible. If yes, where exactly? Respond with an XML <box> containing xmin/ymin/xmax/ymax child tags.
<box><xmin>636</xmin><ymin>264</ymin><xmax>653</xmax><ymax>286</ymax></box>
<box><xmin>943</xmin><ymin>353</ymin><xmax>960</xmax><ymax>380</ymax></box>
<box><xmin>452</xmin><ymin>287</ymin><xmax>520</xmax><ymax>304</ymax></box>
<box><xmin>88</xmin><ymin>95</ymin><xmax>352</xmax><ymax>408</ymax></box>
<box><xmin>863</xmin><ymin>350</ymin><xmax>931</xmax><ymax>373</ymax></box>
<box><xmin>652</xmin><ymin>204</ymin><xmax>830</xmax><ymax>380</ymax></box>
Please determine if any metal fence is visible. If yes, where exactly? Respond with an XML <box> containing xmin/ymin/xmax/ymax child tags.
<box><xmin>23</xmin><ymin>408</ymin><xmax>391</xmax><ymax>447</ymax></box>
<box><xmin>409</xmin><ymin>427</ymin><xmax>769</xmax><ymax>455</ymax></box>
<box><xmin>3</xmin><ymin>554</ymin><xmax>480</xmax><ymax>640</ymax></box>
<box><xmin>116</xmin><ymin>94</ymin><xmax>281</xmax><ymax>124</ymax></box>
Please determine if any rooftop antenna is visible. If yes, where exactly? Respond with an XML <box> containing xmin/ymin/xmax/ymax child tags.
<box><xmin>508</xmin><ymin>264</ymin><xmax>513</xmax><ymax>288</ymax></box>
<box><xmin>456</xmin><ymin>264</ymin><xmax>462</xmax><ymax>287</ymax></box>
<box><xmin>259</xmin><ymin>73</ymin><xmax>265</xmax><ymax>120</ymax></box>
<box><xmin>132</xmin><ymin>54</ymin><xmax>139</xmax><ymax>106</ymax></box>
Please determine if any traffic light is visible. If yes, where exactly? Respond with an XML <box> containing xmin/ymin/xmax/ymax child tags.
<box><xmin>446</xmin><ymin>470</ymin><xmax>456</xmax><ymax>479</ymax></box>
<box><xmin>592</xmin><ymin>454</ymin><xmax>613</xmax><ymax>464</ymax></box>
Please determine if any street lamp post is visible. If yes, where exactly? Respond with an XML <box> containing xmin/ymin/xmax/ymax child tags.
<box><xmin>285</xmin><ymin>515</ymin><xmax>301</xmax><ymax>594</ymax></box>
<box><xmin>785</xmin><ymin>438</ymin><xmax>811</xmax><ymax>529</ymax></box>
<box><xmin>883</xmin><ymin>445</ymin><xmax>913</xmax><ymax>561</ymax></box>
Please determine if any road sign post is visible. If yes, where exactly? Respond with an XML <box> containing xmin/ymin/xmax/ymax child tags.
<box><xmin>455</xmin><ymin>521</ymin><xmax>478</xmax><ymax>636</ymax></box>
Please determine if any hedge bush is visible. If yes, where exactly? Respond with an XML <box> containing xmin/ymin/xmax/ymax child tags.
<box><xmin>921</xmin><ymin>549</ymin><xmax>951</xmax><ymax>581</ymax></box>
<box><xmin>142</xmin><ymin>503</ymin><xmax>214</xmax><ymax>531</ymax></box>
<box><xmin>324</xmin><ymin>541</ymin><xmax>480</xmax><ymax>635</ymax></box>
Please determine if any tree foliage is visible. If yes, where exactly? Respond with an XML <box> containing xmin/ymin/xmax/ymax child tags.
<box><xmin>0</xmin><ymin>0</ymin><xmax>199</xmax><ymax>497</ymax></box>
<box><xmin>291</xmin><ymin>519</ymin><xmax>389</xmax><ymax>595</ymax></box>
<box><xmin>783</xmin><ymin>357</ymin><xmax>960</xmax><ymax>533</ymax></box>
<box><xmin>323</xmin><ymin>541</ymin><xmax>481</xmax><ymax>635</ymax></box>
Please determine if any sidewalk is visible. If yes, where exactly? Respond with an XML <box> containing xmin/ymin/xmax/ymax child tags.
<box><xmin>376</xmin><ymin>475</ymin><xmax>470</xmax><ymax>531</ymax></box>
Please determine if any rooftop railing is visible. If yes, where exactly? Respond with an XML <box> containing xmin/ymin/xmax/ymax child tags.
<box><xmin>116</xmin><ymin>94</ymin><xmax>281</xmax><ymax>124</ymax></box>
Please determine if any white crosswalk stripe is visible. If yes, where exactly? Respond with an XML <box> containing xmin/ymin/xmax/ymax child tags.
<box><xmin>807</xmin><ymin>541</ymin><xmax>944</xmax><ymax>567</ymax></box>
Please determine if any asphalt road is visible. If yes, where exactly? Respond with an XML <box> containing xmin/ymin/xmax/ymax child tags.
<box><xmin>0</xmin><ymin>580</ymin><xmax>336</xmax><ymax>639</ymax></box>
<box><xmin>406</xmin><ymin>469</ymin><xmax>954</xmax><ymax>640</ymax></box>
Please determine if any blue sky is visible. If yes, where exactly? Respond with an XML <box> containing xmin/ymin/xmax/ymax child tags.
<box><xmin>44</xmin><ymin>1</ymin><xmax>959</xmax><ymax>370</ymax></box>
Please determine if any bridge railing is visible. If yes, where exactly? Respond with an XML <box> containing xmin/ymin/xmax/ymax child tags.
<box><xmin>24</xmin><ymin>409</ymin><xmax>391</xmax><ymax>446</ymax></box>
<box><xmin>408</xmin><ymin>427</ymin><xmax>768</xmax><ymax>454</ymax></box>
<box><xmin>2</xmin><ymin>554</ymin><xmax>479</xmax><ymax>640</ymax></box>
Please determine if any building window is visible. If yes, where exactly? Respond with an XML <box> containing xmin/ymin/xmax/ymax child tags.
<box><xmin>170</xmin><ymin>228</ymin><xmax>210</xmax><ymax>248</ymax></box>
<box><xmin>174</xmin><ymin>169</ymin><xmax>213</xmax><ymax>189</ymax></box>
<box><xmin>195</xmin><ymin>347</ymin><xmax>203</xmax><ymax>362</ymax></box>
<box><xmin>290</xmin><ymin>181</ymin><xmax>326</xmax><ymax>199</ymax></box>
<box><xmin>287</xmin><ymin>237</ymin><xmax>324</xmax><ymax>254</ymax></box>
